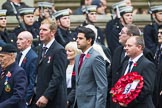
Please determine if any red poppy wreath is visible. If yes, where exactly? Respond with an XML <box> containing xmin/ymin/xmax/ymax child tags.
<box><xmin>110</xmin><ymin>72</ymin><xmax>144</xmax><ymax>105</ymax></box>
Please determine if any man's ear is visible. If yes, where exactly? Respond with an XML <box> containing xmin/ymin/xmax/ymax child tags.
<box><xmin>51</xmin><ymin>29</ymin><xmax>56</xmax><ymax>36</ymax></box>
<box><xmin>21</xmin><ymin>16</ymin><xmax>24</xmax><ymax>22</ymax></box>
<box><xmin>137</xmin><ymin>45</ymin><xmax>143</xmax><ymax>50</ymax></box>
<box><xmin>87</xmin><ymin>38</ymin><xmax>92</xmax><ymax>45</ymax></box>
<box><xmin>56</xmin><ymin>20</ymin><xmax>60</xmax><ymax>26</ymax></box>
<box><xmin>152</xmin><ymin>13</ymin><xmax>155</xmax><ymax>18</ymax></box>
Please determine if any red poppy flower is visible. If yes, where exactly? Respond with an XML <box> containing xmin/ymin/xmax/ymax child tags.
<box><xmin>72</xmin><ymin>71</ymin><xmax>76</xmax><ymax>76</ymax></box>
<box><xmin>134</xmin><ymin>63</ymin><xmax>137</xmax><ymax>67</ymax></box>
<box><xmin>86</xmin><ymin>54</ymin><xmax>90</xmax><ymax>58</ymax></box>
<box><xmin>23</xmin><ymin>57</ymin><xmax>27</xmax><ymax>63</ymax></box>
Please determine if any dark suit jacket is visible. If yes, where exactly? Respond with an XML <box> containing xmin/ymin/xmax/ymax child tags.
<box><xmin>105</xmin><ymin>18</ymin><xmax>123</xmax><ymax>55</ymax></box>
<box><xmin>110</xmin><ymin>46</ymin><xmax>125</xmax><ymax>88</ymax></box>
<box><xmin>143</xmin><ymin>23</ymin><xmax>159</xmax><ymax>55</ymax></box>
<box><xmin>154</xmin><ymin>57</ymin><xmax>162</xmax><ymax>108</ymax></box>
<box><xmin>0</xmin><ymin>29</ymin><xmax>17</xmax><ymax>46</ymax></box>
<box><xmin>18</xmin><ymin>49</ymin><xmax>38</xmax><ymax>103</ymax></box>
<box><xmin>35</xmin><ymin>40</ymin><xmax>68</xmax><ymax>108</ymax></box>
<box><xmin>74</xmin><ymin>48</ymin><xmax>107</xmax><ymax>108</ymax></box>
<box><xmin>0</xmin><ymin>62</ymin><xmax>27</xmax><ymax>108</ymax></box>
<box><xmin>110</xmin><ymin>46</ymin><xmax>155</xmax><ymax>88</ymax></box>
<box><xmin>120</xmin><ymin>55</ymin><xmax>156</xmax><ymax>108</ymax></box>
<box><xmin>55</xmin><ymin>27</ymin><xmax>77</xmax><ymax>47</ymax></box>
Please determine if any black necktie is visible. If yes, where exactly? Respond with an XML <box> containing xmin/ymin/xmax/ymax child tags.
<box><xmin>17</xmin><ymin>52</ymin><xmax>22</xmax><ymax>63</ymax></box>
<box><xmin>127</xmin><ymin>61</ymin><xmax>133</xmax><ymax>73</ymax></box>
<box><xmin>155</xmin><ymin>47</ymin><xmax>162</xmax><ymax>64</ymax></box>
<box><xmin>42</xmin><ymin>47</ymin><xmax>48</xmax><ymax>58</ymax></box>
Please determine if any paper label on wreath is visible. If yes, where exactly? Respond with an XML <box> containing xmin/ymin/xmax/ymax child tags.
<box><xmin>123</xmin><ymin>80</ymin><xmax>140</xmax><ymax>94</ymax></box>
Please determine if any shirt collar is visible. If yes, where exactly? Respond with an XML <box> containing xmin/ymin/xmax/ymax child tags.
<box><xmin>43</xmin><ymin>38</ymin><xmax>55</xmax><ymax>49</ymax></box>
<box><xmin>21</xmin><ymin>46</ymin><xmax>31</xmax><ymax>56</ymax></box>
<box><xmin>83</xmin><ymin>46</ymin><xmax>92</xmax><ymax>55</ymax></box>
<box><xmin>13</xmin><ymin>2</ymin><xmax>21</xmax><ymax>6</ymax></box>
<box><xmin>129</xmin><ymin>53</ymin><xmax>143</xmax><ymax>63</ymax></box>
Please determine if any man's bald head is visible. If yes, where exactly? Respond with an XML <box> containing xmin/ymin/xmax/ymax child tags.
<box><xmin>17</xmin><ymin>31</ymin><xmax>33</xmax><ymax>51</ymax></box>
<box><xmin>18</xmin><ymin>31</ymin><xmax>33</xmax><ymax>40</ymax></box>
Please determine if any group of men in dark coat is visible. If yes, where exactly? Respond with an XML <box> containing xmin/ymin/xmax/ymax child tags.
<box><xmin>105</xmin><ymin>1</ymin><xmax>162</xmax><ymax>108</ymax></box>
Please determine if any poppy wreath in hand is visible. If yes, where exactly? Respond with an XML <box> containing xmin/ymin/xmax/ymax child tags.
<box><xmin>110</xmin><ymin>72</ymin><xmax>144</xmax><ymax>105</ymax></box>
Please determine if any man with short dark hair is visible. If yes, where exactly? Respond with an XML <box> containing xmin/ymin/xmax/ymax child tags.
<box><xmin>73</xmin><ymin>26</ymin><xmax>107</xmax><ymax>108</ymax></box>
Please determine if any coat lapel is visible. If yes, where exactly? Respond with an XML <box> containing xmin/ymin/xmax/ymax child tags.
<box><xmin>21</xmin><ymin>49</ymin><xmax>31</xmax><ymax>68</ymax></box>
<box><xmin>131</xmin><ymin>56</ymin><xmax>144</xmax><ymax>74</ymax></box>
<box><xmin>77</xmin><ymin>48</ymin><xmax>93</xmax><ymax>83</ymax></box>
<box><xmin>38</xmin><ymin>41</ymin><xmax>56</xmax><ymax>65</ymax></box>
<box><xmin>121</xmin><ymin>60</ymin><xmax>128</xmax><ymax>76</ymax></box>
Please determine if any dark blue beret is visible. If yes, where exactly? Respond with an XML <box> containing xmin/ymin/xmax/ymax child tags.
<box><xmin>0</xmin><ymin>44</ymin><xmax>17</xmax><ymax>53</ymax></box>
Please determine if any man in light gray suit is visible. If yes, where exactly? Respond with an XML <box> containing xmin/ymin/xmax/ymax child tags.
<box><xmin>73</xmin><ymin>26</ymin><xmax>108</xmax><ymax>108</ymax></box>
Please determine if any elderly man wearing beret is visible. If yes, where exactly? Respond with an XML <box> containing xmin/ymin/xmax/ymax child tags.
<box><xmin>0</xmin><ymin>44</ymin><xmax>27</xmax><ymax>108</ymax></box>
